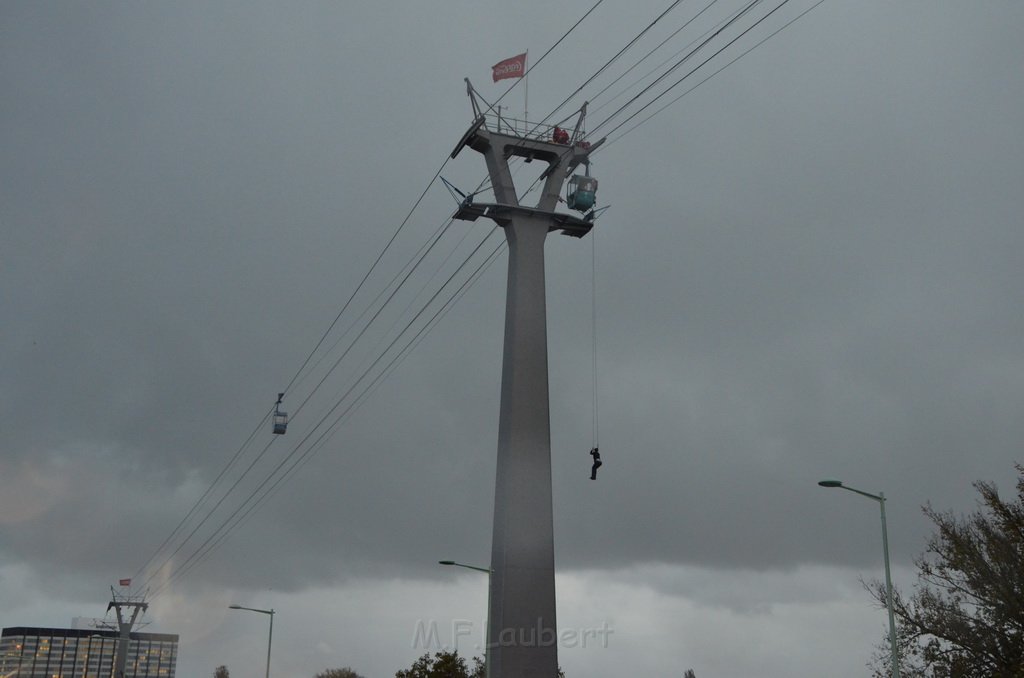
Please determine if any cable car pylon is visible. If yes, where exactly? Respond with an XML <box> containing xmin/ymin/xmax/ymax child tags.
<box><xmin>450</xmin><ymin>79</ymin><xmax>606</xmax><ymax>678</ymax></box>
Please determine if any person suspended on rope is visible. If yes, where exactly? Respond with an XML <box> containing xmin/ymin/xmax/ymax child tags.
<box><xmin>589</xmin><ymin>447</ymin><xmax>602</xmax><ymax>480</ymax></box>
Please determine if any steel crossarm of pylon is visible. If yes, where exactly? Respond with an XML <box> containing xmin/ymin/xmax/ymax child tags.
<box><xmin>451</xmin><ymin>79</ymin><xmax>604</xmax><ymax>238</ymax></box>
<box><xmin>452</xmin><ymin>202</ymin><xmax>594</xmax><ymax>238</ymax></box>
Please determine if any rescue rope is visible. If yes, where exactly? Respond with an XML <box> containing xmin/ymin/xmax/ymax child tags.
<box><xmin>591</xmin><ymin>224</ymin><xmax>600</xmax><ymax>449</ymax></box>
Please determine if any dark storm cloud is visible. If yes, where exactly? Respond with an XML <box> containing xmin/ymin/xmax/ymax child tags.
<box><xmin>2</xmin><ymin>0</ymin><xmax>1022</xmax><ymax>612</ymax></box>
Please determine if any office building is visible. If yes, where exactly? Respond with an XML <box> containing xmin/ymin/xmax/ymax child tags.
<box><xmin>0</xmin><ymin>626</ymin><xmax>178</xmax><ymax>677</ymax></box>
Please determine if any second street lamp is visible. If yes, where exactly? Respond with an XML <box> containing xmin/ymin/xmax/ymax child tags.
<box><xmin>228</xmin><ymin>604</ymin><xmax>275</xmax><ymax>678</ymax></box>
<box><xmin>439</xmin><ymin>560</ymin><xmax>492</xmax><ymax>574</ymax></box>
<box><xmin>818</xmin><ymin>479</ymin><xmax>900</xmax><ymax>678</ymax></box>
<box><xmin>439</xmin><ymin>560</ymin><xmax>492</xmax><ymax>677</ymax></box>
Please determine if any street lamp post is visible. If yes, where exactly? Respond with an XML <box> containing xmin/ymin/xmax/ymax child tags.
<box><xmin>440</xmin><ymin>560</ymin><xmax>492</xmax><ymax>677</ymax></box>
<box><xmin>228</xmin><ymin>604</ymin><xmax>275</xmax><ymax>678</ymax></box>
<box><xmin>439</xmin><ymin>560</ymin><xmax>491</xmax><ymax>575</ymax></box>
<box><xmin>818</xmin><ymin>480</ymin><xmax>900</xmax><ymax>678</ymax></box>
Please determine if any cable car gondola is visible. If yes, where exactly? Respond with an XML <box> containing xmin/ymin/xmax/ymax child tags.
<box><xmin>567</xmin><ymin>173</ymin><xmax>598</xmax><ymax>212</ymax></box>
<box><xmin>273</xmin><ymin>393</ymin><xmax>288</xmax><ymax>435</ymax></box>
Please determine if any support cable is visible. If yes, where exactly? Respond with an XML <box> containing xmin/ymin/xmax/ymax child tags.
<box><xmin>155</xmin><ymin>237</ymin><xmax>511</xmax><ymax>598</ymax></box>
<box><xmin>136</xmin><ymin>208</ymin><xmax>473</xmax><ymax>591</ymax></box>
<box><xmin>589</xmin><ymin>0</ymin><xmax>765</xmax><ymax>136</ymax></box>
<box><xmin>281</xmin><ymin>156</ymin><xmax>452</xmax><ymax>398</ymax></box>
<box><xmin>134</xmin><ymin>207</ymin><xmax>462</xmax><ymax>591</ymax></box>
<box><xmin>539</xmin><ymin>0</ymin><xmax>689</xmax><ymax>127</ymax></box>
<box><xmin>521</xmin><ymin>0</ymin><xmax>808</xmax><ymax>200</ymax></box>
<box><xmin>128</xmin><ymin>407</ymin><xmax>271</xmax><ymax>590</ymax></box>
<box><xmin>135</xmin><ymin>436</ymin><xmax>279</xmax><ymax>593</ymax></box>
<box><xmin>134</xmin><ymin>152</ymin><xmax>457</xmax><ymax>594</ymax></box>
<box><xmin>591</xmin><ymin>224</ymin><xmax>600</xmax><ymax>449</ymax></box>
<box><xmin>491</xmin><ymin>0</ymin><xmax>697</xmax><ymax>179</ymax></box>
<box><xmin>603</xmin><ymin>0</ymin><xmax>827</xmax><ymax>148</ymax></box>
<box><xmin>149</xmin><ymin>229</ymin><xmax>506</xmax><ymax>598</ymax></box>
<box><xmin>587</xmin><ymin>0</ymin><xmax>724</xmax><ymax>109</ymax></box>
<box><xmin>284</xmin><ymin>176</ymin><xmax>492</xmax><ymax>405</ymax></box>
<box><xmin>286</xmin><ymin>204</ymin><xmax>480</xmax><ymax>426</ymax></box>
<box><xmin>488</xmin><ymin>0</ymin><xmax>607</xmax><ymax>113</ymax></box>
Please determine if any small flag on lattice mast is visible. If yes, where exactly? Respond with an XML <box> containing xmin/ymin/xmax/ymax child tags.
<box><xmin>119</xmin><ymin>578</ymin><xmax>131</xmax><ymax>587</ymax></box>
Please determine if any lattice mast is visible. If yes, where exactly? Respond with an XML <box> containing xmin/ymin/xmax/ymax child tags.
<box><xmin>107</xmin><ymin>587</ymin><xmax>149</xmax><ymax>678</ymax></box>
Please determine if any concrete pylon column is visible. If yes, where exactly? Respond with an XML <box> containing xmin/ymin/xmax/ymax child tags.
<box><xmin>487</xmin><ymin>212</ymin><xmax>558</xmax><ymax>678</ymax></box>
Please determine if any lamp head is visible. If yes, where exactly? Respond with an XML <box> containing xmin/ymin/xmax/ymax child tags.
<box><xmin>228</xmin><ymin>604</ymin><xmax>243</xmax><ymax>609</ymax></box>
<box><xmin>439</xmin><ymin>560</ymin><xmax>456</xmax><ymax>566</ymax></box>
<box><xmin>818</xmin><ymin>479</ymin><xmax>843</xmax><ymax>488</ymax></box>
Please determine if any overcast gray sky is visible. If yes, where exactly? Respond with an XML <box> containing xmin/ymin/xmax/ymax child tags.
<box><xmin>2</xmin><ymin>1</ymin><xmax>1023</xmax><ymax>676</ymax></box>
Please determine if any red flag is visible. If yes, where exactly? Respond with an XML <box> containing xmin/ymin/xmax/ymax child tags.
<box><xmin>119</xmin><ymin>578</ymin><xmax>131</xmax><ymax>587</ymax></box>
<box><xmin>492</xmin><ymin>52</ymin><xmax>526</xmax><ymax>82</ymax></box>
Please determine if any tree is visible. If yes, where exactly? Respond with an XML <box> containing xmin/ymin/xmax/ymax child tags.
<box><xmin>868</xmin><ymin>466</ymin><xmax>1024</xmax><ymax>677</ymax></box>
<box><xmin>395</xmin><ymin>650</ymin><xmax>484</xmax><ymax>678</ymax></box>
<box><xmin>395</xmin><ymin>650</ymin><xmax>563</xmax><ymax>678</ymax></box>
<box><xmin>315</xmin><ymin>669</ymin><xmax>366</xmax><ymax>678</ymax></box>
<box><xmin>683</xmin><ymin>670</ymin><xmax>697</xmax><ymax>678</ymax></box>
<box><xmin>214</xmin><ymin>667</ymin><xmax>229</xmax><ymax>678</ymax></box>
